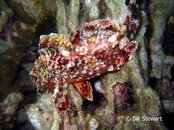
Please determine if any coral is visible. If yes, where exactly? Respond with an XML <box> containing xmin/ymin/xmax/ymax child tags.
<box><xmin>56</xmin><ymin>0</ymin><xmax>68</xmax><ymax>34</ymax></box>
<box><xmin>0</xmin><ymin>0</ymin><xmax>174</xmax><ymax>129</ymax></box>
<box><xmin>105</xmin><ymin>0</ymin><xmax>128</xmax><ymax>20</ymax></box>
<box><xmin>147</xmin><ymin>0</ymin><xmax>174</xmax><ymax>117</ymax></box>
<box><xmin>0</xmin><ymin>0</ymin><xmax>57</xmax><ymax>99</ymax></box>
<box><xmin>8</xmin><ymin>0</ymin><xmax>56</xmax><ymax>24</ymax></box>
<box><xmin>148</xmin><ymin>0</ymin><xmax>174</xmax><ymax>78</ymax></box>
<box><xmin>113</xmin><ymin>82</ymin><xmax>132</xmax><ymax>113</ymax></box>
<box><xmin>27</xmin><ymin>94</ymin><xmax>54</xmax><ymax>130</ymax></box>
<box><xmin>162</xmin><ymin>100</ymin><xmax>174</xmax><ymax>113</ymax></box>
<box><xmin>0</xmin><ymin>0</ymin><xmax>13</xmax><ymax>32</ymax></box>
<box><xmin>0</xmin><ymin>93</ymin><xmax>23</xmax><ymax>129</ymax></box>
<box><xmin>27</xmin><ymin>0</ymin><xmax>172</xmax><ymax>129</ymax></box>
<box><xmin>0</xmin><ymin>39</ymin><xmax>10</xmax><ymax>54</ymax></box>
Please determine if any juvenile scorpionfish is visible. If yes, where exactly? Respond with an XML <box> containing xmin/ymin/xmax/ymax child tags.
<box><xmin>30</xmin><ymin>3</ymin><xmax>139</xmax><ymax>114</ymax></box>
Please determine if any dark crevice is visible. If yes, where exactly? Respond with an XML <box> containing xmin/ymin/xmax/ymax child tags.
<box><xmin>35</xmin><ymin>16</ymin><xmax>57</xmax><ymax>43</ymax></box>
<box><xmin>82</xmin><ymin>78</ymin><xmax>107</xmax><ymax>115</ymax></box>
<box><xmin>125</xmin><ymin>0</ymin><xmax>143</xmax><ymax>6</ymax></box>
<box><xmin>12</xmin><ymin>121</ymin><xmax>35</xmax><ymax>130</ymax></box>
<box><xmin>144</xmin><ymin>25</ymin><xmax>152</xmax><ymax>38</ymax></box>
<box><xmin>148</xmin><ymin>77</ymin><xmax>158</xmax><ymax>90</ymax></box>
<box><xmin>171</xmin><ymin>65</ymin><xmax>174</xmax><ymax>81</ymax></box>
<box><xmin>135</xmin><ymin>0</ymin><xmax>144</xmax><ymax>6</ymax></box>
<box><xmin>162</xmin><ymin>15</ymin><xmax>174</xmax><ymax>56</ymax></box>
<box><xmin>99</xmin><ymin>0</ymin><xmax>107</xmax><ymax>19</ymax></box>
<box><xmin>62</xmin><ymin>0</ymin><xmax>70</xmax><ymax>6</ymax></box>
<box><xmin>125</xmin><ymin>0</ymin><xmax>129</xmax><ymax>5</ymax></box>
<box><xmin>82</xmin><ymin>91</ymin><xmax>106</xmax><ymax>115</ymax></box>
<box><xmin>143</xmin><ymin>0</ymin><xmax>153</xmax><ymax>79</ymax></box>
<box><xmin>11</xmin><ymin>65</ymin><xmax>25</xmax><ymax>86</ymax></box>
<box><xmin>162</xmin><ymin>113</ymin><xmax>174</xmax><ymax>130</ymax></box>
<box><xmin>170</xmin><ymin>65</ymin><xmax>174</xmax><ymax>92</ymax></box>
<box><xmin>79</xmin><ymin>1</ymin><xmax>85</xmax><ymax>24</ymax></box>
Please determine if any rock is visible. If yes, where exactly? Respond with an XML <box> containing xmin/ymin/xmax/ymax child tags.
<box><xmin>27</xmin><ymin>94</ymin><xmax>54</xmax><ymax>130</ymax></box>
<box><xmin>162</xmin><ymin>100</ymin><xmax>174</xmax><ymax>113</ymax></box>
<box><xmin>16</xmin><ymin>109</ymin><xmax>28</xmax><ymax>123</ymax></box>
<box><xmin>0</xmin><ymin>93</ymin><xmax>23</xmax><ymax>116</ymax></box>
<box><xmin>22</xmin><ymin>63</ymin><xmax>34</xmax><ymax>72</ymax></box>
<box><xmin>0</xmin><ymin>93</ymin><xmax>23</xmax><ymax>129</ymax></box>
<box><xmin>8</xmin><ymin>0</ymin><xmax>57</xmax><ymax>24</ymax></box>
<box><xmin>0</xmin><ymin>39</ymin><xmax>9</xmax><ymax>54</ymax></box>
<box><xmin>0</xmin><ymin>0</ymin><xmax>58</xmax><ymax>100</ymax></box>
<box><xmin>0</xmin><ymin>0</ymin><xmax>13</xmax><ymax>32</ymax></box>
<box><xmin>89</xmin><ymin>118</ymin><xmax>99</xmax><ymax>130</ymax></box>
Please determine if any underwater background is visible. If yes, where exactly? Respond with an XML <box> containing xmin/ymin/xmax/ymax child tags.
<box><xmin>0</xmin><ymin>0</ymin><xmax>174</xmax><ymax>130</ymax></box>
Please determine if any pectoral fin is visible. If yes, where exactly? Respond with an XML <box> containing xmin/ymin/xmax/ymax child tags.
<box><xmin>73</xmin><ymin>81</ymin><xmax>93</xmax><ymax>101</ymax></box>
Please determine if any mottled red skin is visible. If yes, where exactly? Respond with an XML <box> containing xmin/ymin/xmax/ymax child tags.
<box><xmin>30</xmin><ymin>4</ymin><xmax>140</xmax><ymax>114</ymax></box>
<box><xmin>47</xmin><ymin>79</ymin><xmax>55</xmax><ymax>93</ymax></box>
<box><xmin>44</xmin><ymin>19</ymin><xmax>137</xmax><ymax>84</ymax></box>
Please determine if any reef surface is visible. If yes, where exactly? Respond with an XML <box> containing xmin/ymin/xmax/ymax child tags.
<box><xmin>0</xmin><ymin>0</ymin><xmax>174</xmax><ymax>130</ymax></box>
